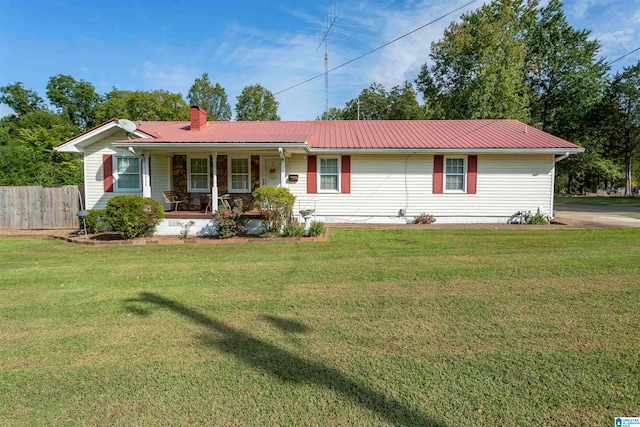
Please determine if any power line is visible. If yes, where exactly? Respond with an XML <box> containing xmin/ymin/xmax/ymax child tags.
<box><xmin>609</xmin><ymin>46</ymin><xmax>640</xmax><ymax>65</ymax></box>
<box><xmin>274</xmin><ymin>0</ymin><xmax>477</xmax><ymax>96</ymax></box>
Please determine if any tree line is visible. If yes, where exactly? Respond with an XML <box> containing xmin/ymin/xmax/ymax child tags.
<box><xmin>0</xmin><ymin>0</ymin><xmax>638</xmax><ymax>193</ymax></box>
<box><xmin>0</xmin><ymin>75</ymin><xmax>280</xmax><ymax>185</ymax></box>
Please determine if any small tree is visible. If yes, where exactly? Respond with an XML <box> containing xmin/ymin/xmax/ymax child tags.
<box><xmin>252</xmin><ymin>187</ymin><xmax>295</xmax><ymax>233</ymax></box>
<box><xmin>105</xmin><ymin>195</ymin><xmax>164</xmax><ymax>239</ymax></box>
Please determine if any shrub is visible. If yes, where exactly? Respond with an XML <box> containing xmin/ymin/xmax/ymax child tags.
<box><xmin>213</xmin><ymin>197</ymin><xmax>247</xmax><ymax>239</ymax></box>
<box><xmin>308</xmin><ymin>221</ymin><xmax>325</xmax><ymax>237</ymax></box>
<box><xmin>105</xmin><ymin>196</ymin><xmax>164</xmax><ymax>239</ymax></box>
<box><xmin>84</xmin><ymin>209</ymin><xmax>110</xmax><ymax>233</ymax></box>
<box><xmin>283</xmin><ymin>223</ymin><xmax>305</xmax><ymax>237</ymax></box>
<box><xmin>253</xmin><ymin>187</ymin><xmax>296</xmax><ymax>233</ymax></box>
<box><xmin>526</xmin><ymin>213</ymin><xmax>549</xmax><ymax>225</ymax></box>
<box><xmin>180</xmin><ymin>220</ymin><xmax>196</xmax><ymax>239</ymax></box>
<box><xmin>413</xmin><ymin>213</ymin><xmax>436</xmax><ymax>224</ymax></box>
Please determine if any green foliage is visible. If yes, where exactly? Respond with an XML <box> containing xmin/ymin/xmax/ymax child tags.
<box><xmin>526</xmin><ymin>213</ymin><xmax>549</xmax><ymax>225</ymax></box>
<box><xmin>283</xmin><ymin>223</ymin><xmax>305</xmax><ymax>237</ymax></box>
<box><xmin>84</xmin><ymin>209</ymin><xmax>110</xmax><ymax>233</ymax></box>
<box><xmin>0</xmin><ymin>110</ymin><xmax>83</xmax><ymax>185</ymax></box>
<box><xmin>0</xmin><ymin>82</ymin><xmax>45</xmax><ymax>116</ymax></box>
<box><xmin>187</xmin><ymin>73</ymin><xmax>231</xmax><ymax>121</ymax></box>
<box><xmin>416</xmin><ymin>0</ymin><xmax>530</xmax><ymax>121</ymax></box>
<box><xmin>95</xmin><ymin>89</ymin><xmax>189</xmax><ymax>122</ymax></box>
<box><xmin>308</xmin><ymin>221</ymin><xmax>325</xmax><ymax>237</ymax></box>
<box><xmin>316</xmin><ymin>107</ymin><xmax>344</xmax><ymax>120</ymax></box>
<box><xmin>212</xmin><ymin>198</ymin><xmax>247</xmax><ymax>239</ymax></box>
<box><xmin>343</xmin><ymin>82</ymin><xmax>423</xmax><ymax>120</ymax></box>
<box><xmin>593</xmin><ymin>61</ymin><xmax>640</xmax><ymax>195</ymax></box>
<box><xmin>105</xmin><ymin>195</ymin><xmax>164</xmax><ymax>239</ymax></box>
<box><xmin>253</xmin><ymin>187</ymin><xmax>296</xmax><ymax>233</ymax></box>
<box><xmin>235</xmin><ymin>84</ymin><xmax>280</xmax><ymax>121</ymax></box>
<box><xmin>46</xmin><ymin>74</ymin><xmax>102</xmax><ymax>130</ymax></box>
<box><xmin>413</xmin><ymin>213</ymin><xmax>436</xmax><ymax>224</ymax></box>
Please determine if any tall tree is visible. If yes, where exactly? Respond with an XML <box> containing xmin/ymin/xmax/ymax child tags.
<box><xmin>0</xmin><ymin>82</ymin><xmax>45</xmax><ymax>116</ymax></box>
<box><xmin>525</xmin><ymin>0</ymin><xmax>607</xmax><ymax>140</ymax></box>
<box><xmin>416</xmin><ymin>0</ymin><xmax>530</xmax><ymax>121</ymax></box>
<box><xmin>95</xmin><ymin>89</ymin><xmax>190</xmax><ymax>122</ymax></box>
<box><xmin>387</xmin><ymin>82</ymin><xmax>424</xmax><ymax>120</ymax></box>
<box><xmin>46</xmin><ymin>74</ymin><xmax>102</xmax><ymax>130</ymax></box>
<box><xmin>235</xmin><ymin>84</ymin><xmax>280</xmax><ymax>121</ymax></box>
<box><xmin>342</xmin><ymin>83</ymin><xmax>389</xmax><ymax>120</ymax></box>
<box><xmin>594</xmin><ymin>62</ymin><xmax>640</xmax><ymax>195</ymax></box>
<box><xmin>187</xmin><ymin>73</ymin><xmax>232</xmax><ymax>121</ymax></box>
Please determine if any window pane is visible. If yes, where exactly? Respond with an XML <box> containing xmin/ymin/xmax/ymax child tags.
<box><xmin>191</xmin><ymin>175</ymin><xmax>208</xmax><ymax>190</ymax></box>
<box><xmin>320</xmin><ymin>158</ymin><xmax>338</xmax><ymax>174</ymax></box>
<box><xmin>191</xmin><ymin>158</ymin><xmax>208</xmax><ymax>174</ymax></box>
<box><xmin>446</xmin><ymin>174</ymin><xmax>464</xmax><ymax>191</ymax></box>
<box><xmin>117</xmin><ymin>157</ymin><xmax>139</xmax><ymax>174</ymax></box>
<box><xmin>232</xmin><ymin>174</ymin><xmax>249</xmax><ymax>190</ymax></box>
<box><xmin>320</xmin><ymin>174</ymin><xmax>338</xmax><ymax>190</ymax></box>
<box><xmin>118</xmin><ymin>173</ymin><xmax>139</xmax><ymax>189</ymax></box>
<box><xmin>232</xmin><ymin>158</ymin><xmax>248</xmax><ymax>174</ymax></box>
<box><xmin>446</xmin><ymin>158</ymin><xmax>464</xmax><ymax>174</ymax></box>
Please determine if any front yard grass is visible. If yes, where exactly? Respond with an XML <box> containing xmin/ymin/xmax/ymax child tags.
<box><xmin>1</xmin><ymin>229</ymin><xmax>639</xmax><ymax>426</ymax></box>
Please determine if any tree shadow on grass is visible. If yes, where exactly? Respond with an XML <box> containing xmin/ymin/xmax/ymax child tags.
<box><xmin>259</xmin><ymin>314</ymin><xmax>311</xmax><ymax>334</ymax></box>
<box><xmin>126</xmin><ymin>292</ymin><xmax>445</xmax><ymax>427</ymax></box>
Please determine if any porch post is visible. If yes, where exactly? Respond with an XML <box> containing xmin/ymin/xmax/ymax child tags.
<box><xmin>212</xmin><ymin>152</ymin><xmax>218</xmax><ymax>212</ymax></box>
<box><xmin>142</xmin><ymin>154</ymin><xmax>151</xmax><ymax>198</ymax></box>
<box><xmin>279</xmin><ymin>147</ymin><xmax>287</xmax><ymax>188</ymax></box>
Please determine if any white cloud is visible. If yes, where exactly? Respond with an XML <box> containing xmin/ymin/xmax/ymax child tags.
<box><xmin>0</xmin><ymin>104</ymin><xmax>15</xmax><ymax>118</ymax></box>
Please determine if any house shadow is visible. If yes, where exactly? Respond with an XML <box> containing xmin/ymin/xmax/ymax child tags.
<box><xmin>125</xmin><ymin>292</ymin><xmax>445</xmax><ymax>427</ymax></box>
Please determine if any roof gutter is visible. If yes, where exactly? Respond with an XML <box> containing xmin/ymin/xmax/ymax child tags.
<box><xmin>307</xmin><ymin>147</ymin><xmax>586</xmax><ymax>155</ymax></box>
<box><xmin>112</xmin><ymin>142</ymin><xmax>311</xmax><ymax>150</ymax></box>
<box><xmin>554</xmin><ymin>152</ymin><xmax>572</xmax><ymax>163</ymax></box>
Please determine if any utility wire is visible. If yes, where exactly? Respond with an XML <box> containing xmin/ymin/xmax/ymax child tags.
<box><xmin>273</xmin><ymin>0</ymin><xmax>477</xmax><ymax>96</ymax></box>
<box><xmin>609</xmin><ymin>46</ymin><xmax>640</xmax><ymax>65</ymax></box>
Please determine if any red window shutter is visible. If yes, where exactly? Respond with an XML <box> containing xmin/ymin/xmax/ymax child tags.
<box><xmin>307</xmin><ymin>155</ymin><xmax>317</xmax><ymax>194</ymax></box>
<box><xmin>433</xmin><ymin>155</ymin><xmax>443</xmax><ymax>194</ymax></box>
<box><xmin>341</xmin><ymin>155</ymin><xmax>351</xmax><ymax>194</ymax></box>
<box><xmin>103</xmin><ymin>154</ymin><xmax>114</xmax><ymax>193</ymax></box>
<box><xmin>467</xmin><ymin>155</ymin><xmax>477</xmax><ymax>194</ymax></box>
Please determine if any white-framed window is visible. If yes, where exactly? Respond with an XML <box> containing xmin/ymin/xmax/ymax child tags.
<box><xmin>444</xmin><ymin>156</ymin><xmax>466</xmax><ymax>192</ymax></box>
<box><xmin>229</xmin><ymin>156</ymin><xmax>251</xmax><ymax>193</ymax></box>
<box><xmin>114</xmin><ymin>155</ymin><xmax>141</xmax><ymax>192</ymax></box>
<box><xmin>188</xmin><ymin>156</ymin><xmax>210</xmax><ymax>192</ymax></box>
<box><xmin>319</xmin><ymin>157</ymin><xmax>340</xmax><ymax>192</ymax></box>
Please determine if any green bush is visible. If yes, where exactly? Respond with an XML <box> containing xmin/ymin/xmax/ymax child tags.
<box><xmin>253</xmin><ymin>187</ymin><xmax>296</xmax><ymax>233</ymax></box>
<box><xmin>83</xmin><ymin>209</ymin><xmax>110</xmax><ymax>233</ymax></box>
<box><xmin>213</xmin><ymin>197</ymin><xmax>247</xmax><ymax>239</ymax></box>
<box><xmin>308</xmin><ymin>221</ymin><xmax>325</xmax><ymax>237</ymax></box>
<box><xmin>105</xmin><ymin>195</ymin><xmax>164</xmax><ymax>239</ymax></box>
<box><xmin>526</xmin><ymin>213</ymin><xmax>549</xmax><ymax>225</ymax></box>
<box><xmin>283</xmin><ymin>223</ymin><xmax>305</xmax><ymax>237</ymax></box>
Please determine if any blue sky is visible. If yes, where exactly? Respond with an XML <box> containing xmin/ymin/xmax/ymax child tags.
<box><xmin>1</xmin><ymin>0</ymin><xmax>638</xmax><ymax>121</ymax></box>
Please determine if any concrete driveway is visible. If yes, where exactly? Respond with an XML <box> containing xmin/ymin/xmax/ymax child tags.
<box><xmin>554</xmin><ymin>203</ymin><xmax>640</xmax><ymax>228</ymax></box>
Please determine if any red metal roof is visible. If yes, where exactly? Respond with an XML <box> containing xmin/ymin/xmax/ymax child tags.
<box><xmin>129</xmin><ymin>120</ymin><xmax>579</xmax><ymax>150</ymax></box>
<box><xmin>54</xmin><ymin>119</ymin><xmax>570</xmax><ymax>151</ymax></box>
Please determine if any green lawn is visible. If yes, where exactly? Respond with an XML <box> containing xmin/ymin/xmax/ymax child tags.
<box><xmin>1</xmin><ymin>229</ymin><xmax>639</xmax><ymax>426</ymax></box>
<box><xmin>555</xmin><ymin>195</ymin><xmax>640</xmax><ymax>206</ymax></box>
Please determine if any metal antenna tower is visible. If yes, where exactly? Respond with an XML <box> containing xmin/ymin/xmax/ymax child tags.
<box><xmin>317</xmin><ymin>2</ymin><xmax>338</xmax><ymax>117</ymax></box>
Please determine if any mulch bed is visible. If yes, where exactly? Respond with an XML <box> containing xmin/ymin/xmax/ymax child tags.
<box><xmin>51</xmin><ymin>231</ymin><xmax>328</xmax><ymax>246</ymax></box>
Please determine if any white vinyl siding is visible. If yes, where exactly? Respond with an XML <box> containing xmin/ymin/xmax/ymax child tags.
<box><xmin>319</xmin><ymin>157</ymin><xmax>339</xmax><ymax>192</ymax></box>
<box><xmin>288</xmin><ymin>154</ymin><xmax>554</xmax><ymax>221</ymax></box>
<box><xmin>188</xmin><ymin>157</ymin><xmax>210</xmax><ymax>192</ymax></box>
<box><xmin>229</xmin><ymin>157</ymin><xmax>250</xmax><ymax>193</ymax></box>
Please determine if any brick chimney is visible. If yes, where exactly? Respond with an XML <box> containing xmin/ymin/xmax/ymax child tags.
<box><xmin>190</xmin><ymin>106</ymin><xmax>208</xmax><ymax>131</ymax></box>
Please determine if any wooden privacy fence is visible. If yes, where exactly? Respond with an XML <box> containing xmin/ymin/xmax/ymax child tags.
<box><xmin>0</xmin><ymin>186</ymin><xmax>83</xmax><ymax>229</ymax></box>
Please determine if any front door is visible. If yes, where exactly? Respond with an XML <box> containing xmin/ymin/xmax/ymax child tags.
<box><xmin>262</xmin><ymin>157</ymin><xmax>281</xmax><ymax>187</ymax></box>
